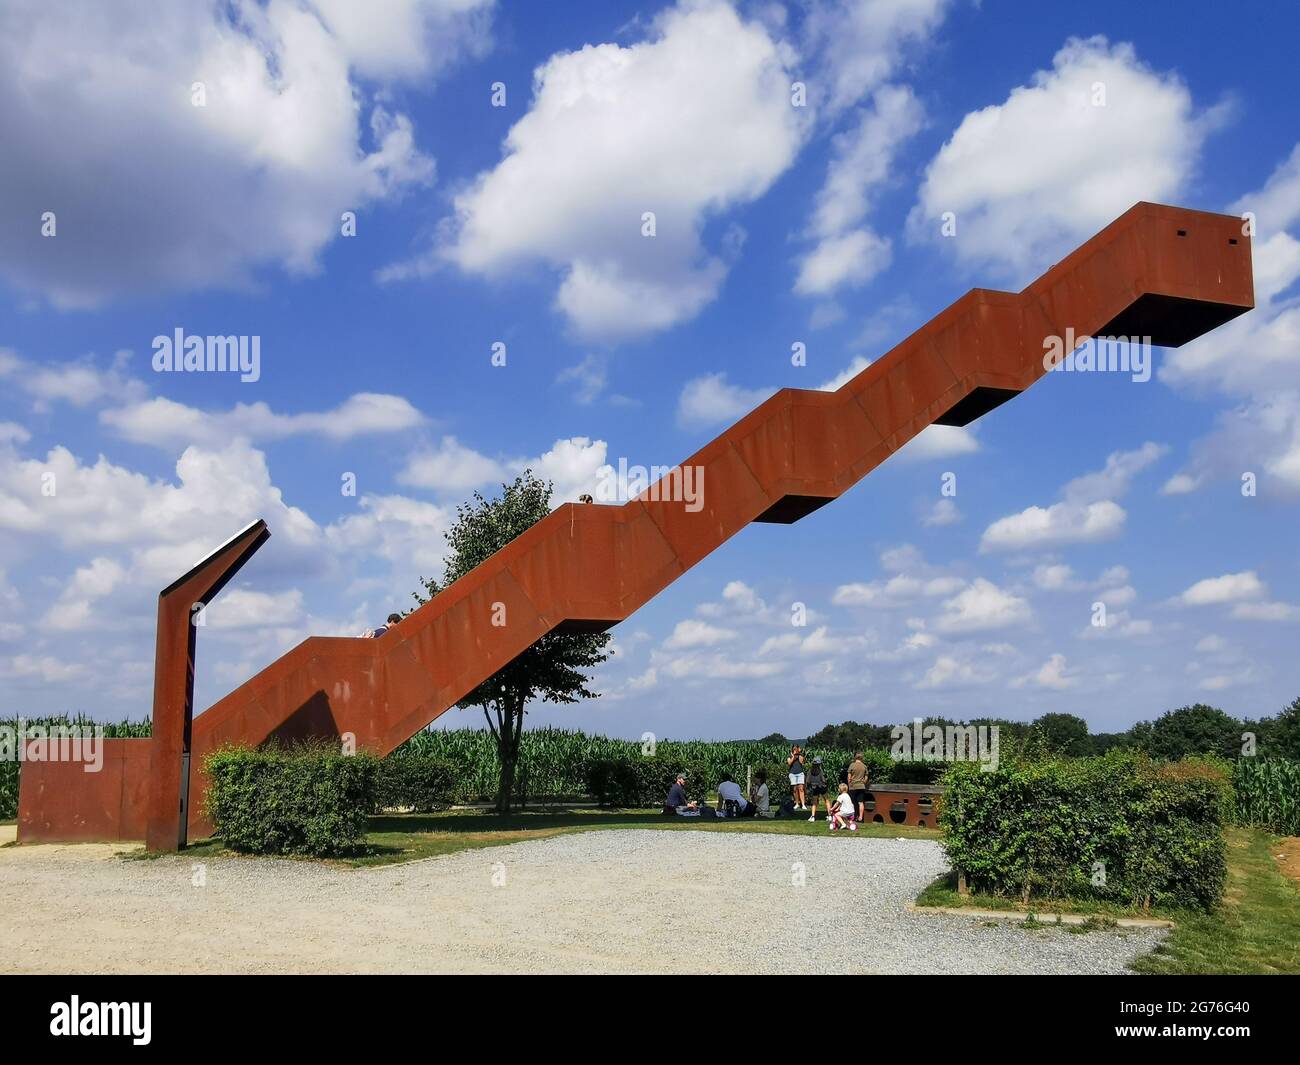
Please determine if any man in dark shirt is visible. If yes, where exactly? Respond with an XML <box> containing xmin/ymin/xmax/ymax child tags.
<box><xmin>663</xmin><ymin>771</ymin><xmax>697</xmax><ymax>815</ymax></box>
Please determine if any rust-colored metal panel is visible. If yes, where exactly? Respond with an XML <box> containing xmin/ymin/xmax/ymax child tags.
<box><xmin>16</xmin><ymin>739</ymin><xmax>150</xmax><ymax>842</ymax></box>
<box><xmin>19</xmin><ymin>202</ymin><xmax>1254</xmax><ymax>846</ymax></box>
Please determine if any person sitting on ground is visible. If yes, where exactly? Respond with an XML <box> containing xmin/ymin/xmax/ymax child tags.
<box><xmin>831</xmin><ymin>783</ymin><xmax>857</xmax><ymax>832</ymax></box>
<box><xmin>806</xmin><ymin>755</ymin><xmax>830</xmax><ymax>822</ymax></box>
<box><xmin>750</xmin><ymin>770</ymin><xmax>770</xmax><ymax>818</ymax></box>
<box><xmin>663</xmin><ymin>770</ymin><xmax>698</xmax><ymax>815</ymax></box>
<box><xmin>846</xmin><ymin>750</ymin><xmax>870</xmax><ymax>823</ymax></box>
<box><xmin>359</xmin><ymin>612</ymin><xmax>403</xmax><ymax>639</ymax></box>
<box><xmin>717</xmin><ymin>773</ymin><xmax>757</xmax><ymax>817</ymax></box>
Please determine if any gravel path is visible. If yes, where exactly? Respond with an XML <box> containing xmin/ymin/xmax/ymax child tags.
<box><xmin>0</xmin><ymin>829</ymin><xmax>1164</xmax><ymax>974</ymax></box>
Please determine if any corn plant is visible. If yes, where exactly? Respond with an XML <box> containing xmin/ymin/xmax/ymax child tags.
<box><xmin>1234</xmin><ymin>757</ymin><xmax>1300</xmax><ymax>836</ymax></box>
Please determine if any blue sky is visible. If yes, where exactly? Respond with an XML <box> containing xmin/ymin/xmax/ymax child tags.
<box><xmin>1</xmin><ymin>0</ymin><xmax>1298</xmax><ymax>739</ymax></box>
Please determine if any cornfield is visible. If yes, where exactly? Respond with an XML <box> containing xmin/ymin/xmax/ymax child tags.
<box><xmin>1233</xmin><ymin>757</ymin><xmax>1300</xmax><ymax>836</ymax></box>
<box><xmin>0</xmin><ymin>715</ymin><xmax>152</xmax><ymax>821</ymax></box>
<box><xmin>397</xmin><ymin>727</ymin><xmax>871</xmax><ymax>802</ymax></box>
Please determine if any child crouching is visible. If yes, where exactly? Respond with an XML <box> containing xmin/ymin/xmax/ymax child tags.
<box><xmin>830</xmin><ymin>783</ymin><xmax>857</xmax><ymax>831</ymax></box>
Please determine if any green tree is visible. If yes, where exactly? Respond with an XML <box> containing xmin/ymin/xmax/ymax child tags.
<box><xmin>1257</xmin><ymin>695</ymin><xmax>1300</xmax><ymax>760</ymax></box>
<box><xmin>413</xmin><ymin>471</ymin><xmax>612</xmax><ymax>812</ymax></box>
<box><xmin>1132</xmin><ymin>703</ymin><xmax>1243</xmax><ymax>761</ymax></box>
<box><xmin>1031</xmin><ymin>712</ymin><xmax>1093</xmax><ymax>757</ymax></box>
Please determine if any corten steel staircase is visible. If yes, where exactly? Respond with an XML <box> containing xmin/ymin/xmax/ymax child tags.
<box><xmin>12</xmin><ymin>201</ymin><xmax>1255</xmax><ymax>848</ymax></box>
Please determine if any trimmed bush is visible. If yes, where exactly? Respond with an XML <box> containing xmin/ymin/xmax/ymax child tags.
<box><xmin>205</xmin><ymin>743</ymin><xmax>379</xmax><ymax>857</ymax></box>
<box><xmin>375</xmin><ymin>753</ymin><xmax>455</xmax><ymax>812</ymax></box>
<box><xmin>942</xmin><ymin>749</ymin><xmax>1229</xmax><ymax>911</ymax></box>
<box><xmin>1234</xmin><ymin>756</ymin><xmax>1300</xmax><ymax>836</ymax></box>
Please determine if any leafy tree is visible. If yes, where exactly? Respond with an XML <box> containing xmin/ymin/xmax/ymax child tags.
<box><xmin>1256</xmin><ymin>695</ymin><xmax>1300</xmax><ymax>760</ymax></box>
<box><xmin>1031</xmin><ymin>712</ymin><xmax>1093</xmax><ymax>757</ymax></box>
<box><xmin>413</xmin><ymin>471</ymin><xmax>612</xmax><ymax>812</ymax></box>
<box><xmin>1132</xmin><ymin>703</ymin><xmax>1243</xmax><ymax>761</ymax></box>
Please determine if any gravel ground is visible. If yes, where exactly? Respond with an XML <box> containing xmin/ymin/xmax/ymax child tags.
<box><xmin>0</xmin><ymin>829</ymin><xmax>1164</xmax><ymax>974</ymax></box>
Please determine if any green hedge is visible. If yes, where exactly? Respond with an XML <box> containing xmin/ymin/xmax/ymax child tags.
<box><xmin>942</xmin><ymin>750</ymin><xmax>1230</xmax><ymax>911</ymax></box>
<box><xmin>204</xmin><ymin>744</ymin><xmax>379</xmax><ymax>857</ymax></box>
<box><xmin>1234</xmin><ymin>756</ymin><xmax>1300</xmax><ymax>836</ymax></box>
<box><xmin>375</xmin><ymin>752</ymin><xmax>455</xmax><ymax>812</ymax></box>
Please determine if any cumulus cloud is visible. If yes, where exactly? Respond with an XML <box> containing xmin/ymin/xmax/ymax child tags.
<box><xmin>103</xmin><ymin>393</ymin><xmax>424</xmax><ymax>450</ymax></box>
<box><xmin>915</xmin><ymin>653</ymin><xmax>996</xmax><ymax>690</ymax></box>
<box><xmin>1013</xmin><ymin>652</ymin><xmax>1077</xmax><ymax>690</ymax></box>
<box><xmin>0</xmin><ymin>0</ymin><xmax>476</xmax><ymax>306</ymax></box>
<box><xmin>802</xmin><ymin>0</ymin><xmax>950</xmax><ymax>114</ymax></box>
<box><xmin>664</xmin><ymin>619</ymin><xmax>737</xmax><ymax>650</ymax></box>
<box><xmin>1177</xmin><ymin>571</ymin><xmax>1265</xmax><ymax>606</ymax></box>
<box><xmin>677</xmin><ymin>373</ymin><xmax>776</xmax><ymax>430</ymax></box>
<box><xmin>980</xmin><ymin>443</ymin><xmax>1165</xmax><ymax>551</ymax></box>
<box><xmin>934</xmin><ymin>578</ymin><xmax>1031</xmax><ymax>633</ymax></box>
<box><xmin>1157</xmin><ymin>143</ymin><xmax>1300</xmax><ymax>497</ymax></box>
<box><xmin>398</xmin><ymin>435</ymin><xmax>610</xmax><ymax>504</ymax></box>
<box><xmin>418</xmin><ymin>0</ymin><xmax>804</xmax><ymax>340</ymax></box>
<box><xmin>795</xmin><ymin>85</ymin><xmax>925</xmax><ymax>296</ymax></box>
<box><xmin>909</xmin><ymin>36</ymin><xmax>1224</xmax><ymax>279</ymax></box>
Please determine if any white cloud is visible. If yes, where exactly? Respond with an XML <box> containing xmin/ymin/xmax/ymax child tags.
<box><xmin>103</xmin><ymin>393</ymin><xmax>424</xmax><ymax>450</ymax></box>
<box><xmin>795</xmin><ymin>228</ymin><xmax>893</xmax><ymax>296</ymax></box>
<box><xmin>3</xmin><ymin>653</ymin><xmax>83</xmax><ymax>683</ymax></box>
<box><xmin>981</xmin><ymin>443</ymin><xmax>1164</xmax><ymax>551</ymax></box>
<box><xmin>425</xmin><ymin>1</ymin><xmax>804</xmax><ymax>340</ymax></box>
<box><xmin>897</xmin><ymin>425</ymin><xmax>980</xmax><ymax>461</ymax></box>
<box><xmin>677</xmin><ymin>374</ymin><xmax>775</xmax><ymax>429</ymax></box>
<box><xmin>909</xmin><ymin>36</ymin><xmax>1222</xmax><ymax>279</ymax></box>
<box><xmin>0</xmin><ymin>0</ymin><xmax>460</xmax><ymax>306</ymax></box>
<box><xmin>0</xmin><ymin>349</ymin><xmax>146</xmax><ymax>410</ymax></box>
<box><xmin>205</xmin><ymin>588</ymin><xmax>306</xmax><ymax>630</ymax></box>
<box><xmin>921</xmin><ymin>498</ymin><xmax>961</xmax><ymax>527</ymax></box>
<box><xmin>981</xmin><ymin>499</ymin><xmax>1126</xmax><ymax>552</ymax></box>
<box><xmin>1178</xmin><ymin>571</ymin><xmax>1266</xmax><ymax>606</ymax></box>
<box><xmin>664</xmin><ymin>619</ymin><xmax>736</xmax><ymax>650</ymax></box>
<box><xmin>817</xmin><ymin>356</ymin><xmax>872</xmax><ymax>392</ymax></box>
<box><xmin>795</xmin><ymin>84</ymin><xmax>925</xmax><ymax>297</ymax></box>
<box><xmin>1033</xmin><ymin>563</ymin><xmax>1078</xmax><ymax>591</ymax></box>
<box><xmin>0</xmin><ymin>437</ymin><xmax>322</xmax><ymax>562</ymax></box>
<box><xmin>311</xmin><ymin>0</ymin><xmax>495</xmax><ymax>81</ymax></box>
<box><xmin>935</xmin><ymin>578</ymin><xmax>1031</xmax><ymax>633</ymax></box>
<box><xmin>1230</xmin><ymin>601</ymin><xmax>1299</xmax><ymax>622</ymax></box>
<box><xmin>42</xmin><ymin>557</ymin><xmax>127</xmax><ymax>631</ymax></box>
<box><xmin>398</xmin><ymin>435</ymin><xmax>609</xmax><ymax>504</ymax></box>
<box><xmin>802</xmin><ymin>0</ymin><xmax>950</xmax><ymax>114</ymax></box>
<box><xmin>399</xmin><ymin>436</ymin><xmax>508</xmax><ymax>494</ymax></box>
<box><xmin>1013</xmin><ymin>652</ymin><xmax>1077</xmax><ymax>690</ymax></box>
<box><xmin>915</xmin><ymin>654</ymin><xmax>996</xmax><ymax>690</ymax></box>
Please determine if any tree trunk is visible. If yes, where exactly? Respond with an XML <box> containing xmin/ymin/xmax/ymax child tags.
<box><xmin>493</xmin><ymin>699</ymin><xmax>524</xmax><ymax>814</ymax></box>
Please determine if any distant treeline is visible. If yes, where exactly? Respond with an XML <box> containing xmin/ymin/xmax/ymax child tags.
<box><xmin>772</xmin><ymin>697</ymin><xmax>1300</xmax><ymax>763</ymax></box>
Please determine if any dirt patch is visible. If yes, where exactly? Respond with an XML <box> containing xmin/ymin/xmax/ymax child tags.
<box><xmin>1271</xmin><ymin>837</ymin><xmax>1300</xmax><ymax>886</ymax></box>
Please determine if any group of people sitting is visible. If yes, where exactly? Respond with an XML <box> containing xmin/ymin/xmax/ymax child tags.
<box><xmin>662</xmin><ymin>745</ymin><xmax>872</xmax><ymax>831</ymax></box>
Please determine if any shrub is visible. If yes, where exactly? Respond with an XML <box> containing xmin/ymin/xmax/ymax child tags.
<box><xmin>942</xmin><ymin>748</ymin><xmax>1229</xmax><ymax>911</ymax></box>
<box><xmin>585</xmin><ymin>757</ymin><xmax>712</xmax><ymax>807</ymax></box>
<box><xmin>205</xmin><ymin>743</ymin><xmax>378</xmax><ymax>857</ymax></box>
<box><xmin>1234</xmin><ymin>757</ymin><xmax>1300</xmax><ymax>836</ymax></box>
<box><xmin>375</xmin><ymin>753</ymin><xmax>455</xmax><ymax>812</ymax></box>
